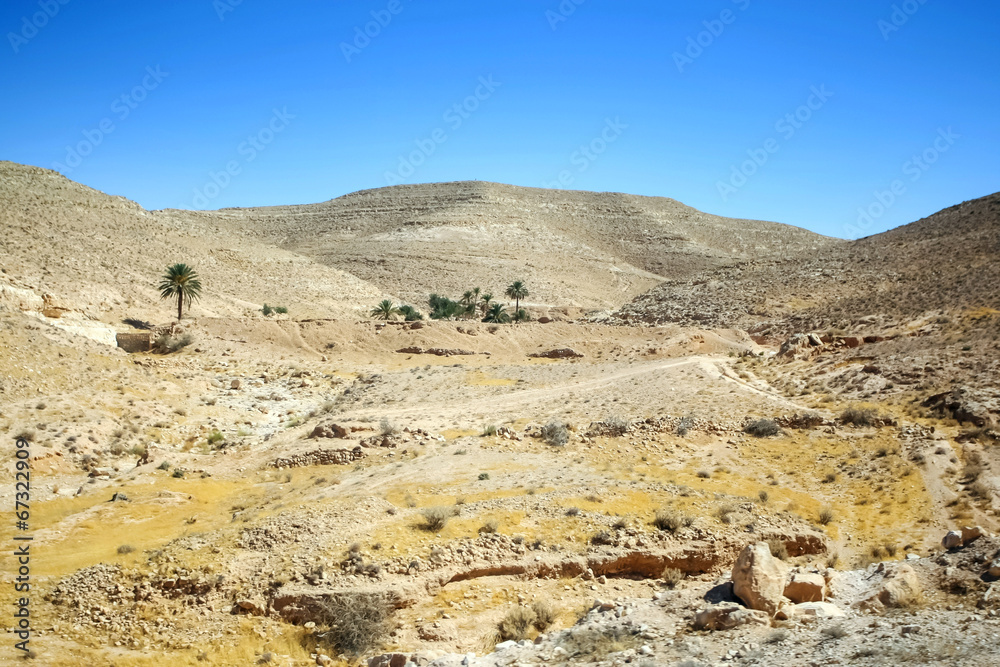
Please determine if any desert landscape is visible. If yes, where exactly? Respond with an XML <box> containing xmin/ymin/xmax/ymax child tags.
<box><xmin>1</xmin><ymin>159</ymin><xmax>999</xmax><ymax>666</ymax></box>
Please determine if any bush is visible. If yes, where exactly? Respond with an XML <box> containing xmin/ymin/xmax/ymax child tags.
<box><xmin>744</xmin><ymin>419</ymin><xmax>781</xmax><ymax>438</ymax></box>
<box><xmin>274</xmin><ymin>306</ymin><xmax>288</xmax><ymax>315</ymax></box>
<box><xmin>478</xmin><ymin>472</ymin><xmax>490</xmax><ymax>481</ymax></box>
<box><xmin>652</xmin><ymin>510</ymin><xmax>691</xmax><ymax>533</ymax></box>
<box><xmin>840</xmin><ymin>406</ymin><xmax>879</xmax><ymax>427</ymax></box>
<box><xmin>157</xmin><ymin>461</ymin><xmax>171</xmax><ymax>471</ymax></box>
<box><xmin>420</xmin><ymin>507</ymin><xmax>451</xmax><ymax>532</ymax></box>
<box><xmin>482</xmin><ymin>424</ymin><xmax>498</xmax><ymax>437</ymax></box>
<box><xmin>565</xmin><ymin>507</ymin><xmax>580</xmax><ymax>517</ymax></box>
<box><xmin>117</xmin><ymin>544</ymin><xmax>136</xmax><ymax>555</ymax></box>
<box><xmin>155</xmin><ymin>333</ymin><xmax>194</xmax><ymax>353</ymax></box>
<box><xmin>767</xmin><ymin>538</ymin><xmax>789</xmax><ymax>560</ymax></box>
<box><xmin>818</xmin><ymin>507</ymin><xmax>835</xmax><ymax>525</ymax></box>
<box><xmin>479</xmin><ymin>519</ymin><xmax>499</xmax><ymax>534</ymax></box>
<box><xmin>541</xmin><ymin>420</ymin><xmax>569</xmax><ymax>447</ymax></box>
<box><xmin>675</xmin><ymin>416</ymin><xmax>694</xmax><ymax>437</ymax></box>
<box><xmin>398</xmin><ymin>305</ymin><xmax>424</xmax><ymax>322</ymax></box>
<box><xmin>531</xmin><ymin>601</ymin><xmax>557</xmax><ymax>631</ymax></box>
<box><xmin>261</xmin><ymin>304</ymin><xmax>274</xmax><ymax>316</ymax></box>
<box><xmin>590</xmin><ymin>530</ymin><xmax>614</xmax><ymax>546</ymax></box>
<box><xmin>379</xmin><ymin>418</ymin><xmax>399</xmax><ymax>436</ymax></box>
<box><xmin>313</xmin><ymin>593</ymin><xmax>392</xmax><ymax>656</ymax></box>
<box><xmin>498</xmin><ymin>607</ymin><xmax>536</xmax><ymax>641</ymax></box>
<box><xmin>661</xmin><ymin>567</ymin><xmax>684</xmax><ymax>589</ymax></box>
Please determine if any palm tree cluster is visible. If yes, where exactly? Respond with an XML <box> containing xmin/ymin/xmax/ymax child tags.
<box><xmin>370</xmin><ymin>282</ymin><xmax>530</xmax><ymax>324</ymax></box>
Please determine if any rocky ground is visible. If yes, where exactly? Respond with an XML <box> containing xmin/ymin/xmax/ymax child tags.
<box><xmin>1</xmin><ymin>164</ymin><xmax>997</xmax><ymax>665</ymax></box>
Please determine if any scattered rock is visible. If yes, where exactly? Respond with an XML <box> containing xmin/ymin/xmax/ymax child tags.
<box><xmin>529</xmin><ymin>348</ymin><xmax>583</xmax><ymax>359</ymax></box>
<box><xmin>310</xmin><ymin>422</ymin><xmax>349</xmax><ymax>439</ymax></box>
<box><xmin>693</xmin><ymin>603</ymin><xmax>769</xmax><ymax>631</ymax></box>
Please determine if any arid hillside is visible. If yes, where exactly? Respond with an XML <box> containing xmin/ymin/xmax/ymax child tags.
<box><xmin>220</xmin><ymin>181</ymin><xmax>840</xmax><ymax>309</ymax></box>
<box><xmin>616</xmin><ymin>192</ymin><xmax>1000</xmax><ymax>333</ymax></box>
<box><xmin>0</xmin><ymin>161</ymin><xmax>383</xmax><ymax>323</ymax></box>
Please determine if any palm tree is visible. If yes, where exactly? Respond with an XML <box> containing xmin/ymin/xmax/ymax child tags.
<box><xmin>370</xmin><ymin>299</ymin><xmax>399</xmax><ymax>320</ymax></box>
<box><xmin>480</xmin><ymin>293</ymin><xmax>493</xmax><ymax>316</ymax></box>
<box><xmin>513</xmin><ymin>308</ymin><xmax>530</xmax><ymax>323</ymax></box>
<box><xmin>159</xmin><ymin>263</ymin><xmax>202</xmax><ymax>321</ymax></box>
<box><xmin>482</xmin><ymin>302</ymin><xmax>510</xmax><ymax>324</ymax></box>
<box><xmin>505</xmin><ymin>281</ymin><xmax>528</xmax><ymax>320</ymax></box>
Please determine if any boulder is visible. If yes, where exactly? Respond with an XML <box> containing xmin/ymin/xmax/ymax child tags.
<box><xmin>942</xmin><ymin>531</ymin><xmax>963</xmax><ymax>550</ymax></box>
<box><xmin>230</xmin><ymin>379</ymin><xmax>242</xmax><ymax>390</ymax></box>
<box><xmin>988</xmin><ymin>559</ymin><xmax>1000</xmax><ymax>578</ymax></box>
<box><xmin>842</xmin><ymin>336</ymin><xmax>864</xmax><ymax>348</ymax></box>
<box><xmin>732</xmin><ymin>542</ymin><xmax>790</xmax><ymax>615</ymax></box>
<box><xmin>961</xmin><ymin>526</ymin><xmax>987</xmax><ymax>545</ymax></box>
<box><xmin>693</xmin><ymin>603</ymin><xmax>769</xmax><ymax>631</ymax></box>
<box><xmin>236</xmin><ymin>598</ymin><xmax>267</xmax><ymax>616</ymax></box>
<box><xmin>784</xmin><ymin>572</ymin><xmax>826</xmax><ymax>603</ymax></box>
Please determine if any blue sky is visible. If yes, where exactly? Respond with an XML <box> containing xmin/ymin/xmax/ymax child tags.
<box><xmin>1</xmin><ymin>0</ymin><xmax>997</xmax><ymax>238</ymax></box>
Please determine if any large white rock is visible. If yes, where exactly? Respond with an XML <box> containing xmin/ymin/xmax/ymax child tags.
<box><xmin>732</xmin><ymin>542</ymin><xmax>790</xmax><ymax>615</ymax></box>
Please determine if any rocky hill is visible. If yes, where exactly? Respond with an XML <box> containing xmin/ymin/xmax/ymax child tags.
<box><xmin>0</xmin><ymin>161</ymin><xmax>383</xmax><ymax>323</ymax></box>
<box><xmin>220</xmin><ymin>181</ymin><xmax>839</xmax><ymax>309</ymax></box>
<box><xmin>615</xmin><ymin>192</ymin><xmax>1000</xmax><ymax>333</ymax></box>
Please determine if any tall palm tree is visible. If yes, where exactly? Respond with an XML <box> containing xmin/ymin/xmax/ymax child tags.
<box><xmin>505</xmin><ymin>281</ymin><xmax>528</xmax><ymax>320</ymax></box>
<box><xmin>370</xmin><ymin>299</ymin><xmax>399</xmax><ymax>320</ymax></box>
<box><xmin>480</xmin><ymin>293</ymin><xmax>493</xmax><ymax>316</ymax></box>
<box><xmin>482</xmin><ymin>302</ymin><xmax>510</xmax><ymax>324</ymax></box>
<box><xmin>159</xmin><ymin>263</ymin><xmax>203</xmax><ymax>321</ymax></box>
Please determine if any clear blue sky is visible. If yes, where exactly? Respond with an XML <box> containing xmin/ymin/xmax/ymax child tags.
<box><xmin>2</xmin><ymin>1</ymin><xmax>997</xmax><ymax>238</ymax></box>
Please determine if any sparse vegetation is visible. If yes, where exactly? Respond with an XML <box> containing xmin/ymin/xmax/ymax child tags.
<box><xmin>541</xmin><ymin>420</ymin><xmax>569</xmax><ymax>446</ymax></box>
<box><xmin>312</xmin><ymin>593</ymin><xmax>392</xmax><ymax>656</ymax></box>
<box><xmin>818</xmin><ymin>507</ymin><xmax>835</xmax><ymax>525</ymax></box>
<box><xmin>661</xmin><ymin>566</ymin><xmax>684</xmax><ymax>589</ymax></box>
<box><xmin>420</xmin><ymin>507</ymin><xmax>451</xmax><ymax>531</ymax></box>
<box><xmin>652</xmin><ymin>509</ymin><xmax>691</xmax><ymax>533</ymax></box>
<box><xmin>744</xmin><ymin>418</ymin><xmax>781</xmax><ymax>437</ymax></box>
<box><xmin>531</xmin><ymin>601</ymin><xmax>557</xmax><ymax>631</ymax></box>
<box><xmin>498</xmin><ymin>606</ymin><xmax>536</xmax><ymax>641</ymax></box>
